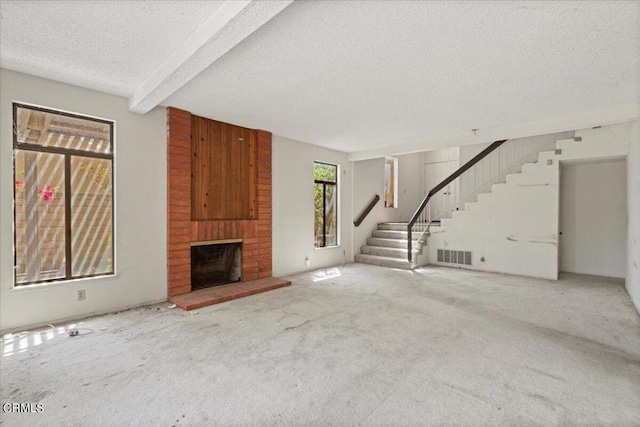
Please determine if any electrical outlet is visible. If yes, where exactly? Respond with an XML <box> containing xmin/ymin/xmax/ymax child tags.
<box><xmin>77</xmin><ymin>290</ymin><xmax>86</xmax><ymax>301</ymax></box>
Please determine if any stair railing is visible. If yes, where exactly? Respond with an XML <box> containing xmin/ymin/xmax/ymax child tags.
<box><xmin>426</xmin><ymin>134</ymin><xmax>567</xmax><ymax>226</ymax></box>
<box><xmin>354</xmin><ymin>194</ymin><xmax>380</xmax><ymax>227</ymax></box>
<box><xmin>407</xmin><ymin>140</ymin><xmax>507</xmax><ymax>262</ymax></box>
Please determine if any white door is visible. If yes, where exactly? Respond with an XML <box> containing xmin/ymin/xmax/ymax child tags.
<box><xmin>423</xmin><ymin>148</ymin><xmax>459</xmax><ymax>220</ymax></box>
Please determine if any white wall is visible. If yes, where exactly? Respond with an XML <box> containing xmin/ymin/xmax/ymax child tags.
<box><xmin>351</xmin><ymin>152</ymin><xmax>425</xmax><ymax>254</ymax></box>
<box><xmin>560</xmin><ymin>160</ymin><xmax>627</xmax><ymax>278</ymax></box>
<box><xmin>428</xmin><ymin>123</ymin><xmax>630</xmax><ymax>280</ymax></box>
<box><xmin>458</xmin><ymin>131</ymin><xmax>574</xmax><ymax>204</ymax></box>
<box><xmin>396</xmin><ymin>152</ymin><xmax>426</xmax><ymax>220</ymax></box>
<box><xmin>0</xmin><ymin>69</ymin><xmax>167</xmax><ymax>331</ymax></box>
<box><xmin>429</xmin><ymin>162</ymin><xmax>561</xmax><ymax>279</ymax></box>
<box><xmin>272</xmin><ymin>135</ymin><xmax>352</xmax><ymax>277</ymax></box>
<box><xmin>404</xmin><ymin>132</ymin><xmax>573</xmax><ymax>223</ymax></box>
<box><xmin>422</xmin><ymin>147</ymin><xmax>459</xmax><ymax>220</ymax></box>
<box><xmin>352</xmin><ymin>158</ymin><xmax>397</xmax><ymax>254</ymax></box>
<box><xmin>627</xmin><ymin>119</ymin><xmax>640</xmax><ymax>313</ymax></box>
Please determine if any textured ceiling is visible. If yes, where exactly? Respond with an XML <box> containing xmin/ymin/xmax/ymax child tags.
<box><xmin>0</xmin><ymin>0</ymin><xmax>224</xmax><ymax>96</ymax></box>
<box><xmin>2</xmin><ymin>1</ymin><xmax>639</xmax><ymax>154</ymax></box>
<box><xmin>165</xmin><ymin>1</ymin><xmax>640</xmax><ymax>153</ymax></box>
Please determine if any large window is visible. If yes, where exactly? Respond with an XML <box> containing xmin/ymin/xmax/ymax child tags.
<box><xmin>13</xmin><ymin>104</ymin><xmax>114</xmax><ymax>286</ymax></box>
<box><xmin>314</xmin><ymin>162</ymin><xmax>338</xmax><ymax>248</ymax></box>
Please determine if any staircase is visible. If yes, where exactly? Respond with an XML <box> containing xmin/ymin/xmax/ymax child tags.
<box><xmin>354</xmin><ymin>222</ymin><xmax>422</xmax><ymax>269</ymax></box>
<box><xmin>427</xmin><ymin>129</ymin><xmax>627</xmax><ymax>279</ymax></box>
<box><xmin>354</xmin><ymin>126</ymin><xmax>628</xmax><ymax>276</ymax></box>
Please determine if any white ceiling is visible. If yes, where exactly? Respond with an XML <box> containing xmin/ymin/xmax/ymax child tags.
<box><xmin>2</xmin><ymin>1</ymin><xmax>639</xmax><ymax>156</ymax></box>
<box><xmin>0</xmin><ymin>0</ymin><xmax>225</xmax><ymax>96</ymax></box>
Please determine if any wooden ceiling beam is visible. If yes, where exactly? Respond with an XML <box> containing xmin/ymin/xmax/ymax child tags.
<box><xmin>36</xmin><ymin>113</ymin><xmax>54</xmax><ymax>144</ymax></box>
<box><xmin>129</xmin><ymin>0</ymin><xmax>293</xmax><ymax>114</ymax></box>
<box><xmin>17</xmin><ymin>108</ymin><xmax>32</xmax><ymax>135</ymax></box>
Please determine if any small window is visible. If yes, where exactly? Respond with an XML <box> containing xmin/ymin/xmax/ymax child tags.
<box><xmin>13</xmin><ymin>104</ymin><xmax>114</xmax><ymax>286</ymax></box>
<box><xmin>314</xmin><ymin>162</ymin><xmax>338</xmax><ymax>248</ymax></box>
<box><xmin>384</xmin><ymin>156</ymin><xmax>398</xmax><ymax>208</ymax></box>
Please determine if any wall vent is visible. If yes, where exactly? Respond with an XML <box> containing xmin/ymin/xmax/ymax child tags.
<box><xmin>437</xmin><ymin>249</ymin><xmax>472</xmax><ymax>266</ymax></box>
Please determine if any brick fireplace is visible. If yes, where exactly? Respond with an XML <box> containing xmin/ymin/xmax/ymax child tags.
<box><xmin>166</xmin><ymin>107</ymin><xmax>280</xmax><ymax>300</ymax></box>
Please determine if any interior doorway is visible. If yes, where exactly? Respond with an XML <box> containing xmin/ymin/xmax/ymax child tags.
<box><xmin>559</xmin><ymin>159</ymin><xmax>627</xmax><ymax>278</ymax></box>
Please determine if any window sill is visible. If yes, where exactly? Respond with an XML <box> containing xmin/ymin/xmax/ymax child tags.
<box><xmin>314</xmin><ymin>245</ymin><xmax>341</xmax><ymax>251</ymax></box>
<box><xmin>9</xmin><ymin>273</ymin><xmax>118</xmax><ymax>292</ymax></box>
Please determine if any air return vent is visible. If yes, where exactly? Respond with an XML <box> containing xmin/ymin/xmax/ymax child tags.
<box><xmin>437</xmin><ymin>249</ymin><xmax>472</xmax><ymax>266</ymax></box>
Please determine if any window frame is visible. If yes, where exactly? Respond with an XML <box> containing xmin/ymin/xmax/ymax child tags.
<box><xmin>314</xmin><ymin>161</ymin><xmax>339</xmax><ymax>249</ymax></box>
<box><xmin>384</xmin><ymin>156</ymin><xmax>398</xmax><ymax>208</ymax></box>
<box><xmin>12</xmin><ymin>102</ymin><xmax>116</xmax><ymax>287</ymax></box>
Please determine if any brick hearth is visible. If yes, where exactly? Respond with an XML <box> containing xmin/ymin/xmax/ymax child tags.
<box><xmin>166</xmin><ymin>107</ymin><xmax>275</xmax><ymax>300</ymax></box>
<box><xmin>169</xmin><ymin>277</ymin><xmax>291</xmax><ymax>311</ymax></box>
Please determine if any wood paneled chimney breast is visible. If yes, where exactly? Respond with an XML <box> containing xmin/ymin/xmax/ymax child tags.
<box><xmin>167</xmin><ymin>107</ymin><xmax>274</xmax><ymax>298</ymax></box>
<box><xmin>191</xmin><ymin>116</ymin><xmax>257</xmax><ymax>220</ymax></box>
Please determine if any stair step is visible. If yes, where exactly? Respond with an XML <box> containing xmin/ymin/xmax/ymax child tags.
<box><xmin>361</xmin><ymin>245</ymin><xmax>408</xmax><ymax>259</ymax></box>
<box><xmin>521</xmin><ymin>163</ymin><xmax>536</xmax><ymax>173</ymax></box>
<box><xmin>477</xmin><ymin>193</ymin><xmax>492</xmax><ymax>204</ymax></box>
<box><xmin>515</xmin><ymin>161</ymin><xmax>551</xmax><ymax>175</ymax></box>
<box><xmin>377</xmin><ymin>222</ymin><xmax>409</xmax><ymax>231</ymax></box>
<box><xmin>440</xmin><ymin>218</ymin><xmax>454</xmax><ymax>227</ymax></box>
<box><xmin>451</xmin><ymin>210</ymin><xmax>468</xmax><ymax>220</ymax></box>
<box><xmin>354</xmin><ymin>254</ymin><xmax>416</xmax><ymax>270</ymax></box>
<box><xmin>372</xmin><ymin>229</ymin><xmax>408</xmax><ymax>239</ymax></box>
<box><xmin>555</xmin><ymin>137</ymin><xmax>580</xmax><ymax>150</ymax></box>
<box><xmin>367</xmin><ymin>237</ymin><xmax>418</xmax><ymax>248</ymax></box>
<box><xmin>491</xmin><ymin>183</ymin><xmax>507</xmax><ymax>193</ymax></box>
<box><xmin>505</xmin><ymin>173</ymin><xmax>520</xmax><ymax>185</ymax></box>
<box><xmin>537</xmin><ymin>150</ymin><xmax>557</xmax><ymax>163</ymax></box>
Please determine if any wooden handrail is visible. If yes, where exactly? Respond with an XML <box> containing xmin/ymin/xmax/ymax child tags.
<box><xmin>354</xmin><ymin>195</ymin><xmax>380</xmax><ymax>227</ymax></box>
<box><xmin>407</xmin><ymin>140</ymin><xmax>507</xmax><ymax>261</ymax></box>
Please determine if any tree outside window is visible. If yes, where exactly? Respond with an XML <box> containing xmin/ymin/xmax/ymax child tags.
<box><xmin>314</xmin><ymin>162</ymin><xmax>338</xmax><ymax>248</ymax></box>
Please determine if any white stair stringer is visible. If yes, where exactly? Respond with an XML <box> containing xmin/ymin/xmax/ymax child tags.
<box><xmin>355</xmin><ymin>222</ymin><xmax>428</xmax><ymax>270</ymax></box>
<box><xmin>427</xmin><ymin>125</ymin><xmax>629</xmax><ymax>280</ymax></box>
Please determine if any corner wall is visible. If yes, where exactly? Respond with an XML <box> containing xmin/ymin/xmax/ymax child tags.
<box><xmin>428</xmin><ymin>123</ymin><xmax>630</xmax><ymax>280</ymax></box>
<box><xmin>352</xmin><ymin>152</ymin><xmax>425</xmax><ymax>254</ymax></box>
<box><xmin>628</xmin><ymin>119</ymin><xmax>640</xmax><ymax>313</ymax></box>
<box><xmin>0</xmin><ymin>69</ymin><xmax>167</xmax><ymax>331</ymax></box>
<box><xmin>560</xmin><ymin>160</ymin><xmax>627</xmax><ymax>278</ymax></box>
<box><xmin>272</xmin><ymin>135</ymin><xmax>352</xmax><ymax>277</ymax></box>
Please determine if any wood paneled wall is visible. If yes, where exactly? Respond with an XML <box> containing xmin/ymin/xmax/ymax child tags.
<box><xmin>191</xmin><ymin>116</ymin><xmax>257</xmax><ymax>220</ymax></box>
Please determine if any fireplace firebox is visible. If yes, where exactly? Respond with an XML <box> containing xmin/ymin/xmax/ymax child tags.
<box><xmin>191</xmin><ymin>240</ymin><xmax>241</xmax><ymax>290</ymax></box>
